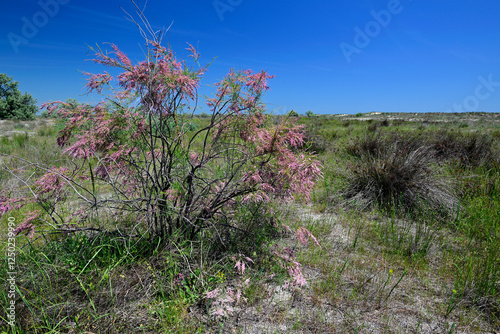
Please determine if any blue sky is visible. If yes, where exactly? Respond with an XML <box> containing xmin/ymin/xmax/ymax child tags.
<box><xmin>1</xmin><ymin>0</ymin><xmax>500</xmax><ymax>114</ymax></box>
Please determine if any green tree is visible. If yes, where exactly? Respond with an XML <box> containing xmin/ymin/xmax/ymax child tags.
<box><xmin>287</xmin><ymin>109</ymin><xmax>299</xmax><ymax>117</ymax></box>
<box><xmin>0</xmin><ymin>73</ymin><xmax>37</xmax><ymax>120</ymax></box>
<box><xmin>305</xmin><ymin>110</ymin><xmax>315</xmax><ymax>117</ymax></box>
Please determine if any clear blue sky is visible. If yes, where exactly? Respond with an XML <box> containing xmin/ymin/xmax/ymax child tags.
<box><xmin>2</xmin><ymin>0</ymin><xmax>500</xmax><ymax>114</ymax></box>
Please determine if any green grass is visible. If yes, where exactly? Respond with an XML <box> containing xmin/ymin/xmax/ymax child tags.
<box><xmin>0</xmin><ymin>231</ymin><xmax>210</xmax><ymax>332</ymax></box>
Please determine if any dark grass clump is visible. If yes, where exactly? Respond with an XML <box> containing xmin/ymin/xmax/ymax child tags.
<box><xmin>343</xmin><ymin>133</ymin><xmax>458</xmax><ymax>217</ymax></box>
<box><xmin>430</xmin><ymin>130</ymin><xmax>497</xmax><ymax>168</ymax></box>
<box><xmin>344</xmin><ymin>131</ymin><xmax>387</xmax><ymax>158</ymax></box>
<box><xmin>300</xmin><ymin>117</ymin><xmax>343</xmax><ymax>154</ymax></box>
<box><xmin>344</xmin><ymin>131</ymin><xmax>424</xmax><ymax>159</ymax></box>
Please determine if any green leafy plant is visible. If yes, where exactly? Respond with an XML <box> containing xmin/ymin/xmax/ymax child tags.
<box><xmin>0</xmin><ymin>73</ymin><xmax>37</xmax><ymax>120</ymax></box>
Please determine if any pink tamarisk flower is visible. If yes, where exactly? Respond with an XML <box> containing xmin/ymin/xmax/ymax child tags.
<box><xmin>296</xmin><ymin>227</ymin><xmax>320</xmax><ymax>247</ymax></box>
<box><xmin>14</xmin><ymin>211</ymin><xmax>39</xmax><ymax>240</ymax></box>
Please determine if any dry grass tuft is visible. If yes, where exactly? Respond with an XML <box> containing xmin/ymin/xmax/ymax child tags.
<box><xmin>343</xmin><ymin>133</ymin><xmax>458</xmax><ymax>216</ymax></box>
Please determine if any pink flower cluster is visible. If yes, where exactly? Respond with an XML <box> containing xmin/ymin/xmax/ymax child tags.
<box><xmin>271</xmin><ymin>228</ymin><xmax>320</xmax><ymax>291</ymax></box>
<box><xmin>14</xmin><ymin>211</ymin><xmax>39</xmax><ymax>240</ymax></box>
<box><xmin>205</xmin><ymin>255</ymin><xmax>253</xmax><ymax>320</ymax></box>
<box><xmin>239</xmin><ymin>117</ymin><xmax>323</xmax><ymax>203</ymax></box>
<box><xmin>296</xmin><ymin>227</ymin><xmax>320</xmax><ymax>247</ymax></box>
<box><xmin>0</xmin><ymin>193</ymin><xmax>29</xmax><ymax>219</ymax></box>
<box><xmin>34</xmin><ymin>166</ymin><xmax>70</xmax><ymax>202</ymax></box>
<box><xmin>276</xmin><ymin>258</ymin><xmax>307</xmax><ymax>290</ymax></box>
<box><xmin>82</xmin><ymin>72</ymin><xmax>112</xmax><ymax>94</ymax></box>
<box><xmin>211</xmin><ymin>110</ymin><xmax>322</xmax><ymax>205</ymax></box>
<box><xmin>172</xmin><ymin>273</ymin><xmax>185</xmax><ymax>287</ymax></box>
<box><xmin>284</xmin><ymin>261</ymin><xmax>307</xmax><ymax>290</ymax></box>
<box><xmin>88</xmin><ymin>42</ymin><xmax>206</xmax><ymax>110</ymax></box>
<box><xmin>232</xmin><ymin>254</ymin><xmax>254</xmax><ymax>276</ymax></box>
<box><xmin>205</xmin><ymin>286</ymin><xmax>244</xmax><ymax>319</ymax></box>
<box><xmin>207</xmin><ymin>69</ymin><xmax>274</xmax><ymax>115</ymax></box>
<box><xmin>0</xmin><ymin>195</ymin><xmax>12</xmax><ymax>217</ymax></box>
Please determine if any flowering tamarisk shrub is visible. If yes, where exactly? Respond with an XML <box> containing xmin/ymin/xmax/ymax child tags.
<box><xmin>5</xmin><ymin>36</ymin><xmax>321</xmax><ymax>244</ymax></box>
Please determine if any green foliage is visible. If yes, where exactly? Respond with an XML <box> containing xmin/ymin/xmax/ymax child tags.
<box><xmin>48</xmin><ymin>232</ymin><xmax>149</xmax><ymax>273</ymax></box>
<box><xmin>36</xmin><ymin>125</ymin><xmax>56</xmax><ymax>137</ymax></box>
<box><xmin>305</xmin><ymin>110</ymin><xmax>315</xmax><ymax>117</ymax></box>
<box><xmin>0</xmin><ymin>231</ymin><xmax>185</xmax><ymax>332</ymax></box>
<box><xmin>299</xmin><ymin>114</ymin><xmax>500</xmax><ymax>325</ymax></box>
<box><xmin>0</xmin><ymin>73</ymin><xmax>37</xmax><ymax>120</ymax></box>
<box><xmin>206</xmin><ymin>201</ymin><xmax>281</xmax><ymax>257</ymax></box>
<box><xmin>287</xmin><ymin>109</ymin><xmax>299</xmax><ymax>117</ymax></box>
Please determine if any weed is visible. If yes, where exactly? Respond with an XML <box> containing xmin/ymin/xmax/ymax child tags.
<box><xmin>36</xmin><ymin>126</ymin><xmax>56</xmax><ymax>137</ymax></box>
<box><xmin>11</xmin><ymin>132</ymin><xmax>29</xmax><ymax>148</ymax></box>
